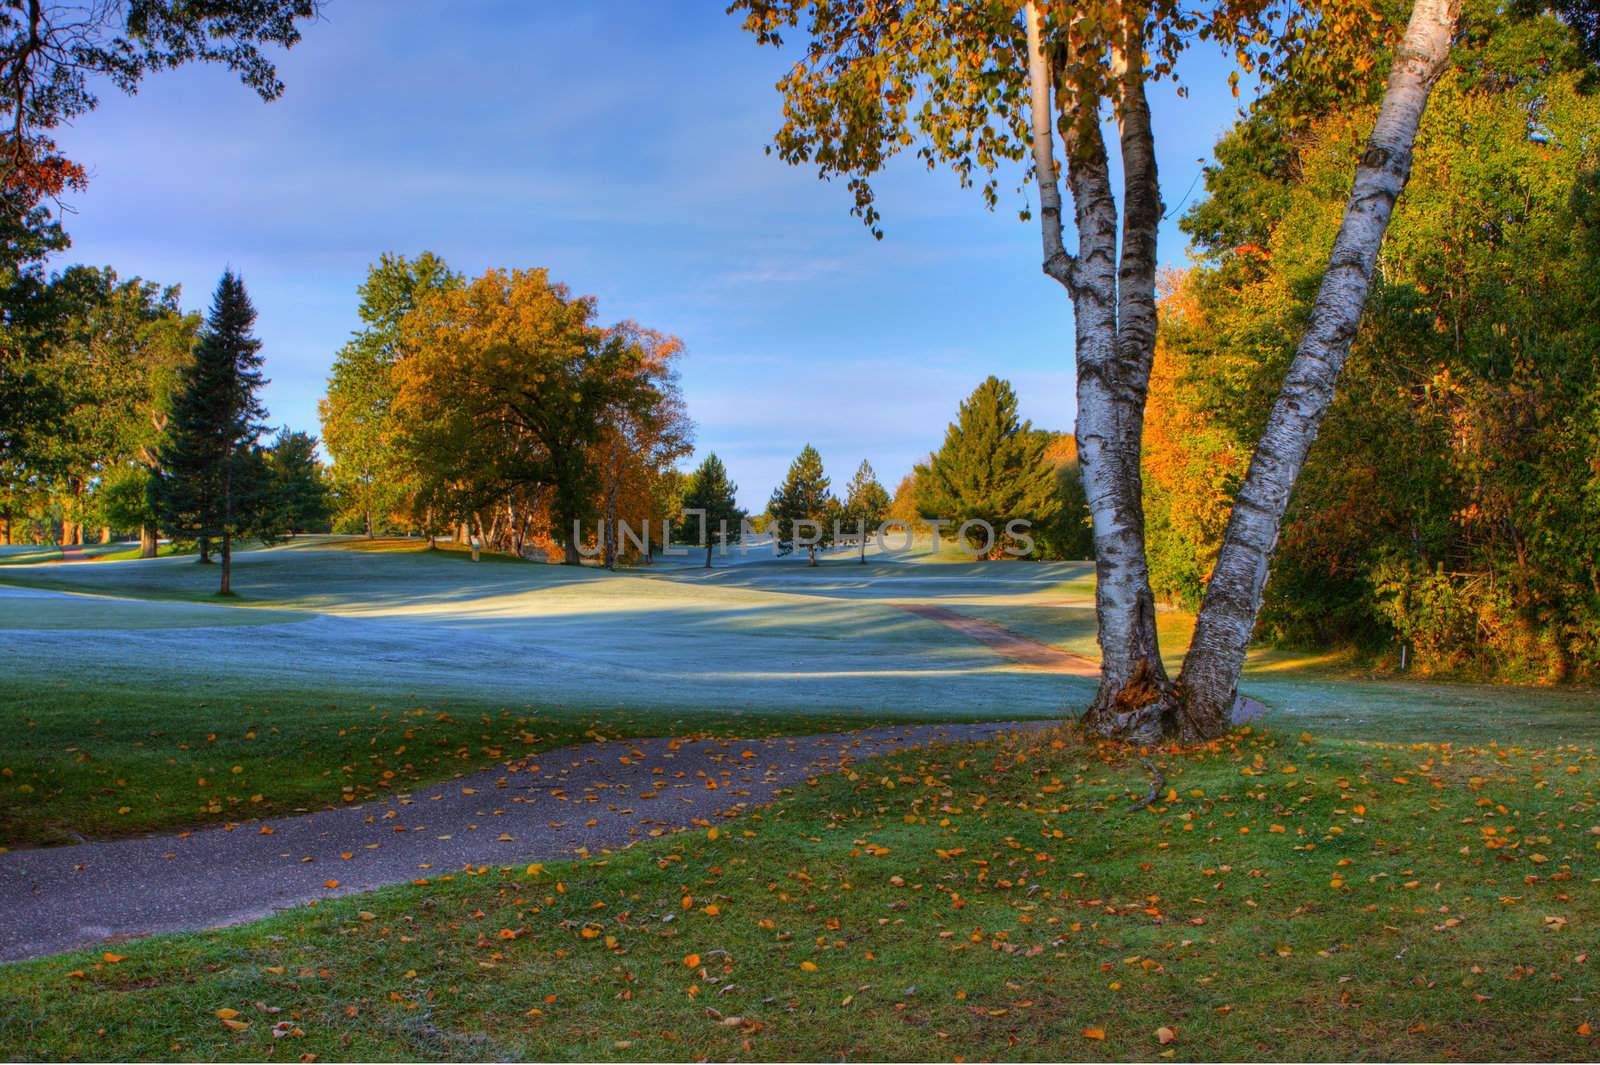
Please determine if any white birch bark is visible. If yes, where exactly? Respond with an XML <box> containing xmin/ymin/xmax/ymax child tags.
<box><xmin>1026</xmin><ymin>2</ymin><xmax>1167</xmax><ymax>728</ymax></box>
<box><xmin>1177</xmin><ymin>0</ymin><xmax>1461</xmax><ymax>732</ymax></box>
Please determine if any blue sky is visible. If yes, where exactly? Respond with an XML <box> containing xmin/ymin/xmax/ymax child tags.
<box><xmin>55</xmin><ymin>1</ymin><xmax>1247</xmax><ymax>510</ymax></box>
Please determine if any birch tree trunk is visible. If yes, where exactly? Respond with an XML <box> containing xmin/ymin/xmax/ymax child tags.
<box><xmin>1176</xmin><ymin>0</ymin><xmax>1460</xmax><ymax>734</ymax></box>
<box><xmin>1025</xmin><ymin>2</ymin><xmax>1167</xmax><ymax>734</ymax></box>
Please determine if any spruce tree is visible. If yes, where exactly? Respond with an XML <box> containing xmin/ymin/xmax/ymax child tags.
<box><xmin>150</xmin><ymin>270</ymin><xmax>271</xmax><ymax>594</ymax></box>
<box><xmin>915</xmin><ymin>376</ymin><xmax>1058</xmax><ymax>556</ymax></box>
<box><xmin>842</xmin><ymin>459</ymin><xmax>890</xmax><ymax>563</ymax></box>
<box><xmin>678</xmin><ymin>452</ymin><xmax>744</xmax><ymax>568</ymax></box>
<box><xmin>768</xmin><ymin>444</ymin><xmax>836</xmax><ymax>566</ymax></box>
<box><xmin>266</xmin><ymin>427</ymin><xmax>332</xmax><ymax>537</ymax></box>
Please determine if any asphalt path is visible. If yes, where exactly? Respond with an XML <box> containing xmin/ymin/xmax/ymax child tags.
<box><xmin>0</xmin><ymin>721</ymin><xmax>1045</xmax><ymax>962</ymax></box>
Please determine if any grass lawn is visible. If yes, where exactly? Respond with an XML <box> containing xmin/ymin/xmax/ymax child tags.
<box><xmin>6</xmin><ymin>541</ymin><xmax>1600</xmax><ymax>847</ymax></box>
<box><xmin>0</xmin><ymin>672</ymin><xmax>880</xmax><ymax>847</ymax></box>
<box><xmin>0</xmin><ymin>542</ymin><xmax>1076</xmax><ymax>846</ymax></box>
<box><xmin>2</xmin><ymin>727</ymin><xmax>1596</xmax><ymax>1061</ymax></box>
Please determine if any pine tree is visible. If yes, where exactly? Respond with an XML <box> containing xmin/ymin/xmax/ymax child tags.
<box><xmin>842</xmin><ymin>459</ymin><xmax>890</xmax><ymax>563</ymax></box>
<box><xmin>266</xmin><ymin>427</ymin><xmax>332</xmax><ymax>537</ymax></box>
<box><xmin>678</xmin><ymin>452</ymin><xmax>744</xmax><ymax>568</ymax></box>
<box><xmin>768</xmin><ymin>444</ymin><xmax>836</xmax><ymax>566</ymax></box>
<box><xmin>150</xmin><ymin>270</ymin><xmax>271</xmax><ymax>594</ymax></box>
<box><xmin>915</xmin><ymin>377</ymin><xmax>1058</xmax><ymax>556</ymax></box>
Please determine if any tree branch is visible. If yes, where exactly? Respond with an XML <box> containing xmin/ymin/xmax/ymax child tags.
<box><xmin>1023</xmin><ymin>0</ymin><xmax>1073</xmax><ymax>288</ymax></box>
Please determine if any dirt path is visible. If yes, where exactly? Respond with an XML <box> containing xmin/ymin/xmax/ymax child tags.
<box><xmin>57</xmin><ymin>545</ymin><xmax>89</xmax><ymax>563</ymax></box>
<box><xmin>0</xmin><ymin>721</ymin><xmax>1045</xmax><ymax>963</ymax></box>
<box><xmin>898</xmin><ymin>603</ymin><xmax>1100</xmax><ymax>676</ymax></box>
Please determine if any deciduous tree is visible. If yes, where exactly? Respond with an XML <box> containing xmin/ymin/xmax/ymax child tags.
<box><xmin>320</xmin><ymin>252</ymin><xmax>458</xmax><ymax>538</ymax></box>
<box><xmin>734</xmin><ymin>0</ymin><xmax>1453</xmax><ymax>740</ymax></box>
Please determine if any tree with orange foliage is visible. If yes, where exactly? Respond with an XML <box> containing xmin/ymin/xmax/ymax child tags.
<box><xmin>392</xmin><ymin>268</ymin><xmax>687</xmax><ymax>566</ymax></box>
<box><xmin>591</xmin><ymin>324</ymin><xmax>693</xmax><ymax>569</ymax></box>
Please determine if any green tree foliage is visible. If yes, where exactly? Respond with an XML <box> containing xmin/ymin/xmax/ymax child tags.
<box><xmin>1148</xmin><ymin>7</ymin><xmax>1600</xmax><ymax>678</ymax></box>
<box><xmin>768</xmin><ymin>444</ymin><xmax>836</xmax><ymax>566</ymax></box>
<box><xmin>44</xmin><ymin>267</ymin><xmax>195</xmax><ymax>542</ymax></box>
<box><xmin>150</xmin><ymin>271</ymin><xmax>273</xmax><ymax>594</ymax></box>
<box><xmin>1034</xmin><ymin>433</ymin><xmax>1094</xmax><ymax>561</ymax></box>
<box><xmin>842</xmin><ymin>459</ymin><xmax>890</xmax><ymax>563</ymax></box>
<box><xmin>266</xmin><ymin>428</ymin><xmax>331</xmax><ymax>536</ymax></box>
<box><xmin>678</xmin><ymin>452</ymin><xmax>744</xmax><ymax>568</ymax></box>
<box><xmin>0</xmin><ymin>265</ymin><xmax>195</xmax><ymax>547</ymax></box>
<box><xmin>96</xmin><ymin>464</ymin><xmax>155</xmax><ymax>542</ymax></box>
<box><xmin>320</xmin><ymin>252</ymin><xmax>459</xmax><ymax>537</ymax></box>
<box><xmin>914</xmin><ymin>377</ymin><xmax>1057</xmax><ymax>555</ymax></box>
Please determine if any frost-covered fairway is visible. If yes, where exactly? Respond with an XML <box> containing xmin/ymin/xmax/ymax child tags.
<box><xmin>0</xmin><ymin>539</ymin><xmax>1095</xmax><ymax>717</ymax></box>
<box><xmin>4</xmin><ymin>538</ymin><xmax>1600</xmax><ymax>846</ymax></box>
<box><xmin>3</xmin><ymin>539</ymin><xmax>1599</xmax><ymax>740</ymax></box>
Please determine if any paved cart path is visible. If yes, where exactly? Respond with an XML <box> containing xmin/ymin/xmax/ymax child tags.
<box><xmin>0</xmin><ymin>722</ymin><xmax>1045</xmax><ymax>962</ymax></box>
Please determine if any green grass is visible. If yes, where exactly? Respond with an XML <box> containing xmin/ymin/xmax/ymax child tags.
<box><xmin>3</xmin><ymin>727</ymin><xmax>1597</xmax><ymax>1061</ymax></box>
<box><xmin>0</xmin><ymin>674</ymin><xmax>896</xmax><ymax>848</ymax></box>
<box><xmin>5</xmin><ymin>541</ymin><xmax>1600</xmax><ymax>847</ymax></box>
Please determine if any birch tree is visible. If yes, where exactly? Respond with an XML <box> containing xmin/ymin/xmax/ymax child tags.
<box><xmin>732</xmin><ymin>0</ymin><xmax>1399</xmax><ymax>738</ymax></box>
<box><xmin>1168</xmin><ymin>0</ymin><xmax>1463</xmax><ymax>738</ymax></box>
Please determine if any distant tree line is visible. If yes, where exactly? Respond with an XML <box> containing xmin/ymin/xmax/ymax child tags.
<box><xmin>759</xmin><ymin>376</ymin><xmax>1093</xmax><ymax>566</ymax></box>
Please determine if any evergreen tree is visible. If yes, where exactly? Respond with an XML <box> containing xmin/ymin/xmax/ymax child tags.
<box><xmin>150</xmin><ymin>270</ymin><xmax>271</xmax><ymax>594</ymax></box>
<box><xmin>678</xmin><ymin>452</ymin><xmax>744</xmax><ymax>568</ymax></box>
<box><xmin>266</xmin><ymin>427</ymin><xmax>332</xmax><ymax>537</ymax></box>
<box><xmin>915</xmin><ymin>377</ymin><xmax>1057</xmax><ymax>556</ymax></box>
<box><xmin>842</xmin><ymin>459</ymin><xmax>890</xmax><ymax>563</ymax></box>
<box><xmin>768</xmin><ymin>444</ymin><xmax>836</xmax><ymax>566</ymax></box>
